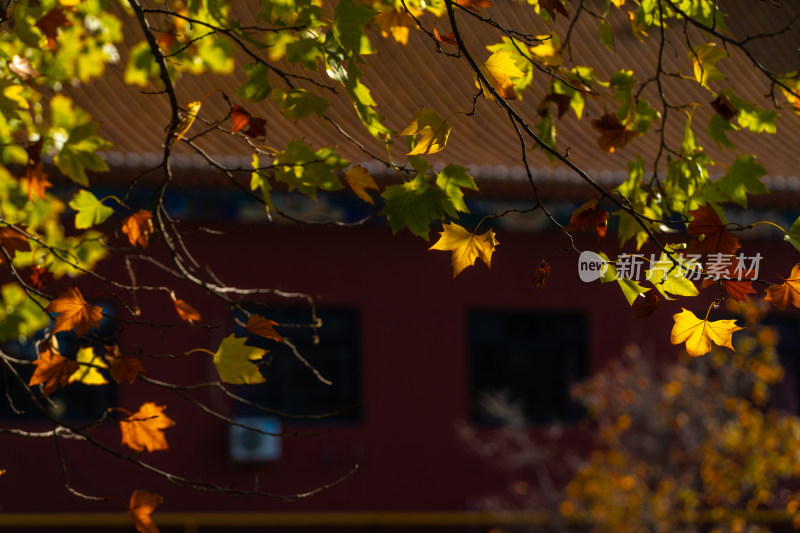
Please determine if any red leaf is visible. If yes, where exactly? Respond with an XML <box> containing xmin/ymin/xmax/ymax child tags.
<box><xmin>700</xmin><ymin>262</ymin><xmax>756</xmax><ymax>302</ymax></box>
<box><xmin>531</xmin><ymin>260</ymin><xmax>551</xmax><ymax>291</ymax></box>
<box><xmin>564</xmin><ymin>199</ymin><xmax>608</xmax><ymax>239</ymax></box>
<box><xmin>686</xmin><ymin>203</ymin><xmax>740</xmax><ymax>255</ymax></box>
<box><xmin>591</xmin><ymin>114</ymin><xmax>638</xmax><ymax>153</ymax></box>
<box><xmin>711</xmin><ymin>92</ymin><xmax>737</xmax><ymax>121</ymax></box>
<box><xmin>434</xmin><ymin>26</ymin><xmax>457</xmax><ymax>45</ymax></box>
<box><xmin>0</xmin><ymin>226</ymin><xmax>31</xmax><ymax>264</ymax></box>
<box><xmin>230</xmin><ymin>105</ymin><xmax>250</xmax><ymax>133</ymax></box>
<box><xmin>35</xmin><ymin>7</ymin><xmax>73</xmax><ymax>50</ymax></box>
<box><xmin>540</xmin><ymin>0</ymin><xmax>568</xmax><ymax>20</ymax></box>
<box><xmin>27</xmin><ymin>265</ymin><xmax>54</xmax><ymax>290</ymax></box>
<box><xmin>244</xmin><ymin>117</ymin><xmax>266</xmax><ymax>138</ymax></box>
<box><xmin>630</xmin><ymin>289</ymin><xmax>659</xmax><ymax>320</ymax></box>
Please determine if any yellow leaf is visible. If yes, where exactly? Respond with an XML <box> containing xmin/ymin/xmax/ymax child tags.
<box><xmin>129</xmin><ymin>490</ymin><xmax>162</xmax><ymax>533</ymax></box>
<box><xmin>69</xmin><ymin>347</ymin><xmax>108</xmax><ymax>385</ymax></box>
<box><xmin>373</xmin><ymin>8</ymin><xmax>413</xmax><ymax>46</ymax></box>
<box><xmin>401</xmin><ymin>108</ymin><xmax>451</xmax><ymax>155</ymax></box>
<box><xmin>670</xmin><ymin>308</ymin><xmax>743</xmax><ymax>357</ymax></box>
<box><xmin>429</xmin><ymin>222</ymin><xmax>498</xmax><ymax>278</ymax></box>
<box><xmin>530</xmin><ymin>34</ymin><xmax>561</xmax><ymax>67</ymax></box>
<box><xmin>120</xmin><ymin>402</ymin><xmax>175</xmax><ymax>452</ymax></box>
<box><xmin>344</xmin><ymin>165</ymin><xmax>379</xmax><ymax>204</ymax></box>
<box><xmin>211</xmin><ymin>334</ymin><xmax>267</xmax><ymax>385</ymax></box>
<box><xmin>170</xmin><ymin>101</ymin><xmax>201</xmax><ymax>145</ymax></box>
<box><xmin>478</xmin><ymin>50</ymin><xmax>526</xmax><ymax>100</ymax></box>
<box><xmin>691</xmin><ymin>43</ymin><xmax>727</xmax><ymax>90</ymax></box>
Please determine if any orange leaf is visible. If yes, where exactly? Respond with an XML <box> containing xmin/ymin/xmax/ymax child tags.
<box><xmin>531</xmin><ymin>259</ymin><xmax>551</xmax><ymax>290</ymax></box>
<box><xmin>170</xmin><ymin>101</ymin><xmax>201</xmax><ymax>145</ymax></box>
<box><xmin>230</xmin><ymin>105</ymin><xmax>250</xmax><ymax>133</ymax></box>
<box><xmin>105</xmin><ymin>345</ymin><xmax>145</xmax><ymax>384</ymax></box>
<box><xmin>686</xmin><ymin>203</ymin><xmax>740</xmax><ymax>255</ymax></box>
<box><xmin>171</xmin><ymin>294</ymin><xmax>201</xmax><ymax>324</ymax></box>
<box><xmin>344</xmin><ymin>165</ymin><xmax>379</xmax><ymax>205</ymax></box>
<box><xmin>46</xmin><ymin>287</ymin><xmax>103</xmax><ymax>338</ymax></box>
<box><xmin>120</xmin><ymin>402</ymin><xmax>175</xmax><ymax>452</ymax></box>
<box><xmin>433</xmin><ymin>26</ymin><xmax>457</xmax><ymax>46</ymax></box>
<box><xmin>29</xmin><ymin>344</ymin><xmax>79</xmax><ymax>396</ymax></box>
<box><xmin>564</xmin><ymin>199</ymin><xmax>609</xmax><ymax>238</ymax></box>
<box><xmin>455</xmin><ymin>0</ymin><xmax>494</xmax><ymax>11</ymax></box>
<box><xmin>592</xmin><ymin>113</ymin><xmax>638</xmax><ymax>153</ymax></box>
<box><xmin>245</xmin><ymin>314</ymin><xmax>286</xmax><ymax>343</ymax></box>
<box><xmin>764</xmin><ymin>264</ymin><xmax>800</xmax><ymax>310</ymax></box>
<box><xmin>122</xmin><ymin>210</ymin><xmax>154</xmax><ymax>248</ymax></box>
<box><xmin>25</xmin><ymin>162</ymin><xmax>52</xmax><ymax>202</ymax></box>
<box><xmin>630</xmin><ymin>289</ymin><xmax>659</xmax><ymax>319</ymax></box>
<box><xmin>700</xmin><ymin>262</ymin><xmax>756</xmax><ymax>302</ymax></box>
<box><xmin>27</xmin><ymin>265</ymin><xmax>54</xmax><ymax>290</ymax></box>
<box><xmin>0</xmin><ymin>226</ymin><xmax>31</xmax><ymax>264</ymax></box>
<box><xmin>129</xmin><ymin>490</ymin><xmax>162</xmax><ymax>533</ymax></box>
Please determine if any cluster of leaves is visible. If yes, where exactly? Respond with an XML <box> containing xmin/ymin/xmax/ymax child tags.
<box><xmin>0</xmin><ymin>0</ymin><xmax>799</xmax><ymax>530</ymax></box>
<box><xmin>563</xmin><ymin>302</ymin><xmax>800</xmax><ymax>532</ymax></box>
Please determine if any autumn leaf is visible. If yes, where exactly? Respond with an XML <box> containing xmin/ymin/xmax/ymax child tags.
<box><xmin>122</xmin><ymin>210</ymin><xmax>154</xmax><ymax>248</ymax></box>
<box><xmin>35</xmin><ymin>7</ymin><xmax>72</xmax><ymax>50</ymax></box>
<box><xmin>245</xmin><ymin>315</ymin><xmax>286</xmax><ymax>343</ymax></box>
<box><xmin>69</xmin><ymin>347</ymin><xmax>108</xmax><ymax>385</ymax></box>
<box><xmin>539</xmin><ymin>0</ymin><xmax>569</xmax><ymax>20</ymax></box>
<box><xmin>564</xmin><ymin>199</ymin><xmax>609</xmax><ymax>239</ymax></box>
<box><xmin>25</xmin><ymin>162</ymin><xmax>52</xmax><ymax>201</ymax></box>
<box><xmin>670</xmin><ymin>307</ymin><xmax>743</xmax><ymax>357</ymax></box>
<box><xmin>479</xmin><ymin>50</ymin><xmax>526</xmax><ymax>100</ymax></box>
<box><xmin>531</xmin><ymin>259</ymin><xmax>551</xmax><ymax>290</ymax></box>
<box><xmin>129</xmin><ymin>490</ymin><xmax>162</xmax><ymax>533</ymax></box>
<box><xmin>455</xmin><ymin>0</ymin><xmax>494</xmax><ymax>11</ymax></box>
<box><xmin>344</xmin><ymin>165</ymin><xmax>379</xmax><ymax>204</ymax></box>
<box><xmin>630</xmin><ymin>289</ymin><xmax>659</xmax><ymax>319</ymax></box>
<box><xmin>538</xmin><ymin>92</ymin><xmax>572</xmax><ymax>118</ymax></box>
<box><xmin>170</xmin><ymin>101</ymin><xmax>201</xmax><ymax>145</ymax></box>
<box><xmin>69</xmin><ymin>189</ymin><xmax>114</xmax><ymax>229</ymax></box>
<box><xmin>9</xmin><ymin>55</ymin><xmax>38</xmax><ymax>80</ymax></box>
<box><xmin>0</xmin><ymin>226</ymin><xmax>31</xmax><ymax>264</ymax></box>
<box><xmin>592</xmin><ymin>114</ymin><xmax>638</xmax><ymax>153</ymax></box>
<box><xmin>171</xmin><ymin>294</ymin><xmax>201</xmax><ymax>324</ymax></box>
<box><xmin>433</xmin><ymin>26</ymin><xmax>457</xmax><ymax>46</ymax></box>
<box><xmin>711</xmin><ymin>92</ymin><xmax>737</xmax><ymax>121</ymax></box>
<box><xmin>29</xmin><ymin>344</ymin><xmax>79</xmax><ymax>396</ymax></box>
<box><xmin>764</xmin><ymin>264</ymin><xmax>800</xmax><ymax>310</ymax></box>
<box><xmin>401</xmin><ymin>108</ymin><xmax>451</xmax><ymax>156</ymax></box>
<box><xmin>700</xmin><ymin>263</ymin><xmax>756</xmax><ymax>302</ymax></box>
<box><xmin>430</xmin><ymin>222</ymin><xmax>498</xmax><ymax>278</ymax></box>
<box><xmin>120</xmin><ymin>402</ymin><xmax>175</xmax><ymax>452</ymax></box>
<box><xmin>27</xmin><ymin>265</ymin><xmax>54</xmax><ymax>290</ymax></box>
<box><xmin>46</xmin><ymin>287</ymin><xmax>103</xmax><ymax>337</ymax></box>
<box><xmin>209</xmin><ymin>334</ymin><xmax>267</xmax><ymax>385</ymax></box>
<box><xmin>230</xmin><ymin>105</ymin><xmax>250</xmax><ymax>133</ymax></box>
<box><xmin>374</xmin><ymin>7</ymin><xmax>413</xmax><ymax>45</ymax></box>
<box><xmin>691</xmin><ymin>42</ymin><xmax>727</xmax><ymax>90</ymax></box>
<box><xmin>686</xmin><ymin>203</ymin><xmax>740</xmax><ymax>255</ymax></box>
<box><xmin>104</xmin><ymin>345</ymin><xmax>144</xmax><ymax>384</ymax></box>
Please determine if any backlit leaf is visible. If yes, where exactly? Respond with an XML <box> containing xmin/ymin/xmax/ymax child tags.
<box><xmin>401</xmin><ymin>108</ymin><xmax>451</xmax><ymax>156</ymax></box>
<box><xmin>670</xmin><ymin>308</ymin><xmax>742</xmax><ymax>357</ymax></box>
<box><xmin>455</xmin><ymin>0</ymin><xmax>494</xmax><ymax>11</ymax></box>
<box><xmin>429</xmin><ymin>222</ymin><xmax>498</xmax><ymax>278</ymax></box>
<box><xmin>105</xmin><ymin>345</ymin><xmax>144</xmax><ymax>384</ymax></box>
<box><xmin>46</xmin><ymin>287</ymin><xmax>103</xmax><ymax>338</ymax></box>
<box><xmin>691</xmin><ymin>42</ymin><xmax>726</xmax><ymax>90</ymax></box>
<box><xmin>29</xmin><ymin>344</ymin><xmax>79</xmax><ymax>396</ymax></box>
<box><xmin>0</xmin><ymin>226</ymin><xmax>31</xmax><ymax>264</ymax></box>
<box><xmin>478</xmin><ymin>50</ymin><xmax>525</xmax><ymax>100</ymax></box>
<box><xmin>245</xmin><ymin>315</ymin><xmax>286</xmax><ymax>343</ymax></box>
<box><xmin>211</xmin><ymin>334</ymin><xmax>267</xmax><ymax>385</ymax></box>
<box><xmin>129</xmin><ymin>490</ymin><xmax>162</xmax><ymax>533</ymax></box>
<box><xmin>69</xmin><ymin>347</ymin><xmax>108</xmax><ymax>385</ymax></box>
<box><xmin>686</xmin><ymin>203</ymin><xmax>740</xmax><ymax>255</ymax></box>
<box><xmin>169</xmin><ymin>101</ymin><xmax>201</xmax><ymax>145</ymax></box>
<box><xmin>592</xmin><ymin>113</ymin><xmax>638</xmax><ymax>153</ymax></box>
<box><xmin>171</xmin><ymin>294</ymin><xmax>201</xmax><ymax>324</ymax></box>
<box><xmin>716</xmin><ymin>155</ymin><xmax>768</xmax><ymax>207</ymax></box>
<box><xmin>764</xmin><ymin>264</ymin><xmax>800</xmax><ymax>310</ymax></box>
<box><xmin>120</xmin><ymin>402</ymin><xmax>175</xmax><ymax>452</ymax></box>
<box><xmin>122</xmin><ymin>210</ymin><xmax>154</xmax><ymax>248</ymax></box>
<box><xmin>564</xmin><ymin>199</ymin><xmax>608</xmax><ymax>239</ymax></box>
<box><xmin>344</xmin><ymin>165</ymin><xmax>379</xmax><ymax>205</ymax></box>
<box><xmin>380</xmin><ymin>175</ymin><xmax>448</xmax><ymax>238</ymax></box>
<box><xmin>69</xmin><ymin>189</ymin><xmax>114</xmax><ymax>229</ymax></box>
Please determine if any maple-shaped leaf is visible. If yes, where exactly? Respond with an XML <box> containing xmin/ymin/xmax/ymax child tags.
<box><xmin>564</xmin><ymin>199</ymin><xmax>608</xmax><ymax>239</ymax></box>
<box><xmin>644</xmin><ymin>249</ymin><xmax>699</xmax><ymax>300</ymax></box>
<box><xmin>69</xmin><ymin>347</ymin><xmax>108</xmax><ymax>385</ymax></box>
<box><xmin>0</xmin><ymin>226</ymin><xmax>31</xmax><ymax>265</ymax></box>
<box><xmin>455</xmin><ymin>0</ymin><xmax>494</xmax><ymax>11</ymax></box>
<box><xmin>539</xmin><ymin>0</ymin><xmax>569</xmax><ymax>19</ymax></box>
<box><xmin>479</xmin><ymin>50</ymin><xmax>526</xmax><ymax>100</ymax></box>
<box><xmin>170</xmin><ymin>101</ymin><xmax>201</xmax><ymax>145</ymax></box>
<box><xmin>531</xmin><ymin>259</ymin><xmax>551</xmax><ymax>290</ymax></box>
<box><xmin>764</xmin><ymin>264</ymin><xmax>800</xmax><ymax>310</ymax></box>
<box><xmin>700</xmin><ymin>262</ymin><xmax>756</xmax><ymax>302</ymax></box>
<box><xmin>670</xmin><ymin>308</ymin><xmax>743</xmax><ymax>357</ymax></box>
<box><xmin>711</xmin><ymin>92</ymin><xmax>737</xmax><ymax>121</ymax></box>
<box><xmin>129</xmin><ymin>490</ymin><xmax>162</xmax><ymax>533</ymax></box>
<box><xmin>69</xmin><ymin>190</ymin><xmax>114</xmax><ymax>229</ymax></box>
<box><xmin>374</xmin><ymin>7</ymin><xmax>413</xmax><ymax>45</ymax></box>
<box><xmin>120</xmin><ymin>402</ymin><xmax>175</xmax><ymax>452</ymax></box>
<box><xmin>29</xmin><ymin>344</ymin><xmax>79</xmax><ymax>396</ymax></box>
<box><xmin>344</xmin><ymin>165</ymin><xmax>379</xmax><ymax>205</ymax></box>
<box><xmin>122</xmin><ymin>210</ymin><xmax>154</xmax><ymax>248</ymax></box>
<box><xmin>210</xmin><ymin>335</ymin><xmax>267</xmax><ymax>385</ymax></box>
<box><xmin>105</xmin><ymin>345</ymin><xmax>145</xmax><ymax>384</ymax></box>
<box><xmin>245</xmin><ymin>315</ymin><xmax>286</xmax><ymax>343</ymax></box>
<box><xmin>592</xmin><ymin>113</ymin><xmax>638</xmax><ymax>153</ymax></box>
<box><xmin>46</xmin><ymin>287</ymin><xmax>103</xmax><ymax>338</ymax></box>
<box><xmin>691</xmin><ymin>42</ymin><xmax>727</xmax><ymax>90</ymax></box>
<box><xmin>27</xmin><ymin>265</ymin><xmax>54</xmax><ymax>290</ymax></box>
<box><xmin>538</xmin><ymin>93</ymin><xmax>572</xmax><ymax>118</ymax></box>
<box><xmin>686</xmin><ymin>203</ymin><xmax>740</xmax><ymax>255</ymax></box>
<box><xmin>630</xmin><ymin>289</ymin><xmax>659</xmax><ymax>320</ymax></box>
<box><xmin>433</xmin><ymin>26</ymin><xmax>457</xmax><ymax>45</ymax></box>
<box><xmin>401</xmin><ymin>108</ymin><xmax>451</xmax><ymax>156</ymax></box>
<box><xmin>429</xmin><ymin>222</ymin><xmax>498</xmax><ymax>278</ymax></box>
<box><xmin>35</xmin><ymin>7</ymin><xmax>73</xmax><ymax>50</ymax></box>
<box><xmin>230</xmin><ymin>105</ymin><xmax>250</xmax><ymax>133</ymax></box>
<box><xmin>25</xmin><ymin>161</ymin><xmax>52</xmax><ymax>202</ymax></box>
<box><xmin>171</xmin><ymin>294</ymin><xmax>201</xmax><ymax>324</ymax></box>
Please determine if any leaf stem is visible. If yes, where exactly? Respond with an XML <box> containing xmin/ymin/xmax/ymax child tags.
<box><xmin>184</xmin><ymin>348</ymin><xmax>215</xmax><ymax>357</ymax></box>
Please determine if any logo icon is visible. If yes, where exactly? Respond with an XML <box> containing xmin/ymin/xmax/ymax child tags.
<box><xmin>578</xmin><ymin>251</ymin><xmax>607</xmax><ymax>282</ymax></box>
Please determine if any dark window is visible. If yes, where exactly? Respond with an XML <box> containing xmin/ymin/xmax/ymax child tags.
<box><xmin>235</xmin><ymin>306</ymin><xmax>362</xmax><ymax>423</ymax></box>
<box><xmin>468</xmin><ymin>309</ymin><xmax>588</xmax><ymax>425</ymax></box>
<box><xmin>1</xmin><ymin>302</ymin><xmax>117</xmax><ymax>422</ymax></box>
<box><xmin>768</xmin><ymin>317</ymin><xmax>800</xmax><ymax>414</ymax></box>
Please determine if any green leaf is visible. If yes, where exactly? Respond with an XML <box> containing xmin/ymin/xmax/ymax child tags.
<box><xmin>332</xmin><ymin>0</ymin><xmax>377</xmax><ymax>55</ymax></box>
<box><xmin>737</xmin><ymin>106</ymin><xmax>777</xmax><ymax>134</ymax></box>
<box><xmin>436</xmin><ymin>164</ymin><xmax>478</xmax><ymax>217</ymax></box>
<box><xmin>680</xmin><ymin>112</ymin><xmax>697</xmax><ymax>156</ymax></box>
<box><xmin>707</xmin><ymin>113</ymin><xmax>736</xmax><ymax>149</ymax></box>
<box><xmin>212</xmin><ymin>334</ymin><xmax>266</xmax><ymax>385</ymax></box>
<box><xmin>599</xmin><ymin>19</ymin><xmax>614</xmax><ymax>51</ymax></box>
<box><xmin>716</xmin><ymin>155</ymin><xmax>768</xmax><ymax>207</ymax></box>
<box><xmin>0</xmin><ymin>283</ymin><xmax>49</xmax><ymax>343</ymax></box>
<box><xmin>236</xmin><ymin>62</ymin><xmax>271</xmax><ymax>102</ymax></box>
<box><xmin>272</xmin><ymin>89</ymin><xmax>330</xmax><ymax>120</ymax></box>
<box><xmin>645</xmin><ymin>248</ymin><xmax>699</xmax><ymax>300</ymax></box>
<box><xmin>272</xmin><ymin>140</ymin><xmax>347</xmax><ymax>198</ymax></box>
<box><xmin>69</xmin><ymin>189</ymin><xmax>114</xmax><ymax>229</ymax></box>
<box><xmin>344</xmin><ymin>65</ymin><xmax>390</xmax><ymax>138</ymax></box>
<box><xmin>197</xmin><ymin>36</ymin><xmax>235</xmax><ymax>74</ymax></box>
<box><xmin>785</xmin><ymin>215</ymin><xmax>800</xmax><ymax>253</ymax></box>
<box><xmin>285</xmin><ymin>37</ymin><xmax>324</xmax><ymax>70</ymax></box>
<box><xmin>598</xmin><ymin>252</ymin><xmax>648</xmax><ymax>305</ymax></box>
<box><xmin>250</xmin><ymin>153</ymin><xmax>273</xmax><ymax>214</ymax></box>
<box><xmin>632</xmin><ymin>98</ymin><xmax>660</xmax><ymax>134</ymax></box>
<box><xmin>535</xmin><ymin>113</ymin><xmax>557</xmax><ymax>162</ymax></box>
<box><xmin>124</xmin><ymin>41</ymin><xmax>159</xmax><ymax>87</ymax></box>
<box><xmin>54</xmin><ymin>123</ymin><xmax>111</xmax><ymax>186</ymax></box>
<box><xmin>380</xmin><ymin>175</ymin><xmax>448</xmax><ymax>238</ymax></box>
<box><xmin>691</xmin><ymin>42</ymin><xmax>726</xmax><ymax>89</ymax></box>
